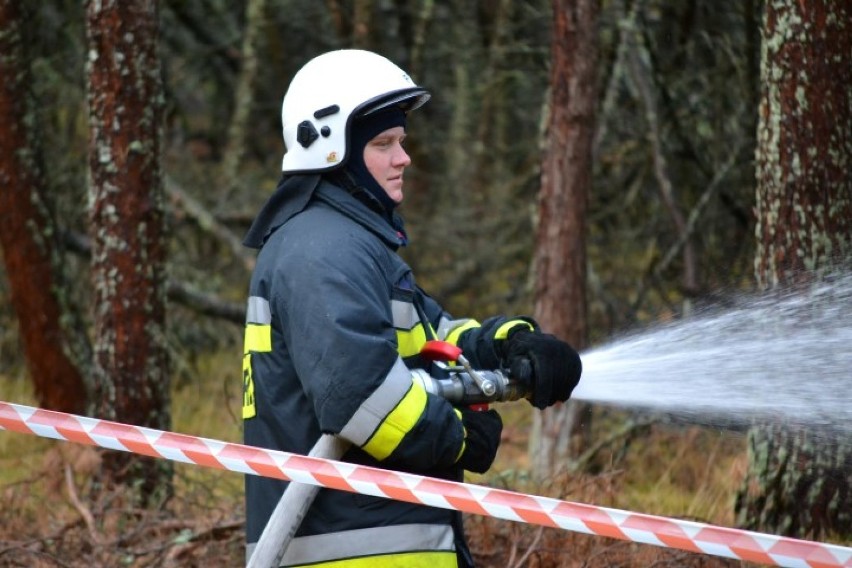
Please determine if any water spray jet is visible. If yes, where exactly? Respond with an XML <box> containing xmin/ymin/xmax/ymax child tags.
<box><xmin>573</xmin><ymin>273</ymin><xmax>852</xmax><ymax>434</ymax></box>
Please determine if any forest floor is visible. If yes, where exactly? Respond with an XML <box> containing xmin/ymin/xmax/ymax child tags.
<box><xmin>0</xmin><ymin>352</ymin><xmax>782</xmax><ymax>567</ymax></box>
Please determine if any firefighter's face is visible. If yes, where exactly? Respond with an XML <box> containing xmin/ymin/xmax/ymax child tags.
<box><xmin>363</xmin><ymin>126</ymin><xmax>410</xmax><ymax>204</ymax></box>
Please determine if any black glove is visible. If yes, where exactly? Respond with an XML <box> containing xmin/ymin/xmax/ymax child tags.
<box><xmin>457</xmin><ymin>408</ymin><xmax>502</xmax><ymax>474</ymax></box>
<box><xmin>504</xmin><ymin>330</ymin><xmax>582</xmax><ymax>410</ymax></box>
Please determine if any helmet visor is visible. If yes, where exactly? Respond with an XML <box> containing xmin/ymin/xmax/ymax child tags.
<box><xmin>358</xmin><ymin>88</ymin><xmax>431</xmax><ymax>117</ymax></box>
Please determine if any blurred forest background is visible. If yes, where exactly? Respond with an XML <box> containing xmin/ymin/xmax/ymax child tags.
<box><xmin>0</xmin><ymin>0</ymin><xmax>849</xmax><ymax>566</ymax></box>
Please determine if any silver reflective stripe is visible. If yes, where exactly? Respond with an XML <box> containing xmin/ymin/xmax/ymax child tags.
<box><xmin>279</xmin><ymin>523</ymin><xmax>455</xmax><ymax>566</ymax></box>
<box><xmin>247</xmin><ymin>296</ymin><xmax>271</xmax><ymax>324</ymax></box>
<box><xmin>436</xmin><ymin>316</ymin><xmax>474</xmax><ymax>340</ymax></box>
<box><xmin>339</xmin><ymin>358</ymin><xmax>412</xmax><ymax>446</ymax></box>
<box><xmin>392</xmin><ymin>298</ymin><xmax>419</xmax><ymax>330</ymax></box>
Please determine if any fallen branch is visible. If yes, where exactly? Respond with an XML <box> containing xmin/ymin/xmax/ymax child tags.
<box><xmin>64</xmin><ymin>464</ymin><xmax>106</xmax><ymax>547</ymax></box>
<box><xmin>166</xmin><ymin>176</ymin><xmax>256</xmax><ymax>272</ymax></box>
<box><xmin>509</xmin><ymin>525</ymin><xmax>545</xmax><ymax>568</ymax></box>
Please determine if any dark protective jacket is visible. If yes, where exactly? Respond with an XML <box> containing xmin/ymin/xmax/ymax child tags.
<box><xmin>242</xmin><ymin>176</ymin><xmax>531</xmax><ymax>567</ymax></box>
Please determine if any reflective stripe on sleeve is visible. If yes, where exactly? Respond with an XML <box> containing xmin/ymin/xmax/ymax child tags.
<box><xmin>437</xmin><ymin>317</ymin><xmax>480</xmax><ymax>346</ymax></box>
<box><xmin>454</xmin><ymin>408</ymin><xmax>466</xmax><ymax>462</ymax></box>
<box><xmin>396</xmin><ymin>324</ymin><xmax>428</xmax><ymax>358</ymax></box>
<box><xmin>393</xmin><ymin>298</ymin><xmax>430</xmax><ymax>357</ymax></box>
<box><xmin>254</xmin><ymin>523</ymin><xmax>456</xmax><ymax>567</ymax></box>
<box><xmin>244</xmin><ymin>324</ymin><xmax>271</xmax><ymax>353</ymax></box>
<box><xmin>246</xmin><ymin>295</ymin><xmax>271</xmax><ymax>324</ymax></box>
<box><xmin>361</xmin><ymin>379</ymin><xmax>427</xmax><ymax>460</ymax></box>
<box><xmin>243</xmin><ymin>297</ymin><xmax>272</xmax><ymax>420</ymax></box>
<box><xmin>339</xmin><ymin>358</ymin><xmax>417</xmax><ymax>450</ymax></box>
<box><xmin>391</xmin><ymin>298</ymin><xmax>419</xmax><ymax>329</ymax></box>
<box><xmin>495</xmin><ymin>318</ymin><xmax>534</xmax><ymax>339</ymax></box>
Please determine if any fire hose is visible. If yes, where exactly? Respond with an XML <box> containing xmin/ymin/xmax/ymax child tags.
<box><xmin>247</xmin><ymin>341</ymin><xmax>531</xmax><ymax>568</ymax></box>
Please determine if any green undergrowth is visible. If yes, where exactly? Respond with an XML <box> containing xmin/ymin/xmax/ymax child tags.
<box><xmin>170</xmin><ymin>350</ymin><xmax>244</xmax><ymax>506</ymax></box>
<box><xmin>0</xmin><ymin>375</ymin><xmax>51</xmax><ymax>489</ymax></box>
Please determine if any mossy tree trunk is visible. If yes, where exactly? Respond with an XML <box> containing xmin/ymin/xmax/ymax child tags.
<box><xmin>0</xmin><ymin>1</ymin><xmax>92</xmax><ymax>413</ymax></box>
<box><xmin>85</xmin><ymin>0</ymin><xmax>172</xmax><ymax>497</ymax></box>
<box><xmin>735</xmin><ymin>0</ymin><xmax>851</xmax><ymax>540</ymax></box>
<box><xmin>529</xmin><ymin>0</ymin><xmax>597</xmax><ymax>477</ymax></box>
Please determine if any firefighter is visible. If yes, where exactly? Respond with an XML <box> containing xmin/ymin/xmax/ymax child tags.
<box><xmin>242</xmin><ymin>49</ymin><xmax>582</xmax><ymax>567</ymax></box>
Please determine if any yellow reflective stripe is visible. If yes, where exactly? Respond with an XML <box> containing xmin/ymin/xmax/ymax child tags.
<box><xmin>242</xmin><ymin>353</ymin><xmax>256</xmax><ymax>419</ymax></box>
<box><xmin>243</xmin><ymin>323</ymin><xmax>271</xmax><ymax>420</ymax></box>
<box><xmin>453</xmin><ymin>408</ymin><xmax>465</xmax><ymax>462</ymax></box>
<box><xmin>495</xmin><ymin>319</ymin><xmax>534</xmax><ymax>340</ymax></box>
<box><xmin>244</xmin><ymin>323</ymin><xmax>272</xmax><ymax>353</ymax></box>
<box><xmin>362</xmin><ymin>382</ymin><xmax>427</xmax><ymax>461</ymax></box>
<box><xmin>444</xmin><ymin>319</ymin><xmax>480</xmax><ymax>346</ymax></box>
<box><xmin>294</xmin><ymin>551</ymin><xmax>457</xmax><ymax>568</ymax></box>
<box><xmin>396</xmin><ymin>323</ymin><xmax>428</xmax><ymax>358</ymax></box>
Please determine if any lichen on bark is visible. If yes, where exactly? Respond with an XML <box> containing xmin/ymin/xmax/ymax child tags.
<box><xmin>741</xmin><ymin>0</ymin><xmax>851</xmax><ymax>540</ymax></box>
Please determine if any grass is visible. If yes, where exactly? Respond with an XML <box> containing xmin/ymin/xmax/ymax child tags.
<box><xmin>0</xmin><ymin>356</ymin><xmax>755</xmax><ymax>567</ymax></box>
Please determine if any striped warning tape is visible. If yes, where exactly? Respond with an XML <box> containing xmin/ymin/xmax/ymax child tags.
<box><xmin>1</xmin><ymin>401</ymin><xmax>849</xmax><ymax>567</ymax></box>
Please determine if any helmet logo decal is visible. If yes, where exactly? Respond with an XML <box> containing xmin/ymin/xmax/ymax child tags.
<box><xmin>326</xmin><ymin>151</ymin><xmax>339</xmax><ymax>163</ymax></box>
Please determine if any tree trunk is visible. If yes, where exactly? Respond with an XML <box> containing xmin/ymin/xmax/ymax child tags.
<box><xmin>736</xmin><ymin>0</ymin><xmax>852</xmax><ymax>540</ymax></box>
<box><xmin>752</xmin><ymin>1</ymin><xmax>852</xmax><ymax>287</ymax></box>
<box><xmin>85</xmin><ymin>0</ymin><xmax>171</xmax><ymax>496</ymax></box>
<box><xmin>0</xmin><ymin>0</ymin><xmax>91</xmax><ymax>413</ymax></box>
<box><xmin>529</xmin><ymin>0</ymin><xmax>597</xmax><ymax>478</ymax></box>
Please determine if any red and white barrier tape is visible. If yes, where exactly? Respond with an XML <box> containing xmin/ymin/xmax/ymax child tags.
<box><xmin>1</xmin><ymin>401</ymin><xmax>849</xmax><ymax>567</ymax></box>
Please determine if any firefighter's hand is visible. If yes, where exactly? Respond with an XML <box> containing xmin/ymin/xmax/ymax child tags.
<box><xmin>457</xmin><ymin>408</ymin><xmax>502</xmax><ymax>473</ymax></box>
<box><xmin>505</xmin><ymin>330</ymin><xmax>582</xmax><ymax>410</ymax></box>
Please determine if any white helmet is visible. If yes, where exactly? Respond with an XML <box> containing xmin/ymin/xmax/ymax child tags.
<box><xmin>280</xmin><ymin>49</ymin><xmax>430</xmax><ymax>173</ymax></box>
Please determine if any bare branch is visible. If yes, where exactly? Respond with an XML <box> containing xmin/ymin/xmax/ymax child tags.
<box><xmin>593</xmin><ymin>0</ymin><xmax>639</xmax><ymax>158</ymax></box>
<box><xmin>509</xmin><ymin>525</ymin><xmax>545</xmax><ymax>568</ymax></box>
<box><xmin>166</xmin><ymin>175</ymin><xmax>256</xmax><ymax>272</ymax></box>
<box><xmin>626</xmin><ymin>16</ymin><xmax>698</xmax><ymax>296</ymax></box>
<box><xmin>61</xmin><ymin>229</ymin><xmax>246</xmax><ymax>326</ymax></box>
<box><xmin>167</xmin><ymin>280</ymin><xmax>245</xmax><ymax>325</ymax></box>
<box><xmin>64</xmin><ymin>464</ymin><xmax>106</xmax><ymax>547</ymax></box>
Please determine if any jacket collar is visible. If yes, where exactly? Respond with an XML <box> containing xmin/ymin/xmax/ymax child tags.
<box><xmin>243</xmin><ymin>174</ymin><xmax>321</xmax><ymax>249</ymax></box>
<box><xmin>314</xmin><ymin>181</ymin><xmax>407</xmax><ymax>250</ymax></box>
<box><xmin>243</xmin><ymin>175</ymin><xmax>406</xmax><ymax>251</ymax></box>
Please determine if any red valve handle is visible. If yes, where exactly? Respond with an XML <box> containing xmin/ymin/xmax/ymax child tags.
<box><xmin>420</xmin><ymin>340</ymin><xmax>462</xmax><ymax>362</ymax></box>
